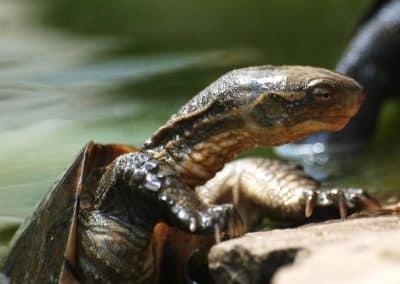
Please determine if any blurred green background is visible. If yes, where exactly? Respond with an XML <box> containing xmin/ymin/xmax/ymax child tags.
<box><xmin>0</xmin><ymin>0</ymin><xmax>399</xmax><ymax>241</ymax></box>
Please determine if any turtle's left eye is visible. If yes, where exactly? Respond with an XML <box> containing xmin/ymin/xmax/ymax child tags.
<box><xmin>312</xmin><ymin>87</ymin><xmax>333</xmax><ymax>101</ymax></box>
<box><xmin>307</xmin><ymin>79</ymin><xmax>338</xmax><ymax>103</ymax></box>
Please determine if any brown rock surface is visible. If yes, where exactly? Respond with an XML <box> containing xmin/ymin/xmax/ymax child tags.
<box><xmin>208</xmin><ymin>215</ymin><xmax>400</xmax><ymax>284</ymax></box>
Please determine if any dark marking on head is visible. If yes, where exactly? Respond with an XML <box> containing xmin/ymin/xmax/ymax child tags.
<box><xmin>140</xmin><ymin>65</ymin><xmax>363</xmax><ymax>183</ymax></box>
<box><xmin>250</xmin><ymin>93</ymin><xmax>285</xmax><ymax>128</ymax></box>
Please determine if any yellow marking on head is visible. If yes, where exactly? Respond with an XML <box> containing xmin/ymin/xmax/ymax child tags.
<box><xmin>278</xmin><ymin>91</ymin><xmax>307</xmax><ymax>101</ymax></box>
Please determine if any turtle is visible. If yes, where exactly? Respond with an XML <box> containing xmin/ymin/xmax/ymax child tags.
<box><xmin>1</xmin><ymin>65</ymin><xmax>379</xmax><ymax>283</ymax></box>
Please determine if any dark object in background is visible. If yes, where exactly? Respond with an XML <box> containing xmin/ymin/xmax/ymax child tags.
<box><xmin>276</xmin><ymin>0</ymin><xmax>400</xmax><ymax>164</ymax></box>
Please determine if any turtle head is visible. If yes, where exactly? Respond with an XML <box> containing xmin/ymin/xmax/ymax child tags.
<box><xmin>235</xmin><ymin>66</ymin><xmax>365</xmax><ymax>145</ymax></box>
<box><xmin>145</xmin><ymin>65</ymin><xmax>364</xmax><ymax>153</ymax></box>
<box><xmin>143</xmin><ymin>65</ymin><xmax>364</xmax><ymax>186</ymax></box>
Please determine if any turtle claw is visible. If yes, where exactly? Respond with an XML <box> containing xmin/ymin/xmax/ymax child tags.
<box><xmin>306</xmin><ymin>187</ymin><xmax>380</xmax><ymax>219</ymax></box>
<box><xmin>162</xmin><ymin>185</ymin><xmax>243</xmax><ymax>239</ymax></box>
<box><xmin>196</xmin><ymin>204</ymin><xmax>243</xmax><ymax>240</ymax></box>
<box><xmin>304</xmin><ymin>189</ymin><xmax>316</xmax><ymax>218</ymax></box>
<box><xmin>337</xmin><ymin>190</ymin><xmax>348</xmax><ymax>220</ymax></box>
<box><xmin>226</xmin><ymin>208</ymin><xmax>244</xmax><ymax>239</ymax></box>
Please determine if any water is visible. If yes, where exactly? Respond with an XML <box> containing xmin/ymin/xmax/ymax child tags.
<box><xmin>0</xmin><ymin>0</ymin><xmax>399</xmax><ymax>246</ymax></box>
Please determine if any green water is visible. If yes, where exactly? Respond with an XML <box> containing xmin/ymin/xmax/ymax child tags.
<box><xmin>0</xmin><ymin>0</ymin><xmax>399</xmax><ymax>247</ymax></box>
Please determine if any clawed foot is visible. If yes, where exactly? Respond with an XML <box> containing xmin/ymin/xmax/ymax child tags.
<box><xmin>304</xmin><ymin>187</ymin><xmax>381</xmax><ymax>219</ymax></box>
<box><xmin>174</xmin><ymin>204</ymin><xmax>244</xmax><ymax>242</ymax></box>
<box><xmin>202</xmin><ymin>204</ymin><xmax>244</xmax><ymax>241</ymax></box>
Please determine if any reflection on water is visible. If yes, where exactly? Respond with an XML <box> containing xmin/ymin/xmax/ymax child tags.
<box><xmin>0</xmin><ymin>0</ymin><xmax>399</xmax><ymax>229</ymax></box>
<box><xmin>0</xmin><ymin>0</ymin><xmax>259</xmax><ymax>218</ymax></box>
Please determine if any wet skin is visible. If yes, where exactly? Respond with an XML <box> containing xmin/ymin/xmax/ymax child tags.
<box><xmin>2</xmin><ymin>65</ymin><xmax>379</xmax><ymax>283</ymax></box>
<box><xmin>78</xmin><ymin>66</ymin><xmax>370</xmax><ymax>282</ymax></box>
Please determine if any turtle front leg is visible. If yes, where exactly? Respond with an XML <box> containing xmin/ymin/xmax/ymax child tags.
<box><xmin>111</xmin><ymin>152</ymin><xmax>244</xmax><ymax>239</ymax></box>
<box><xmin>78</xmin><ymin>152</ymin><xmax>243</xmax><ymax>283</ymax></box>
<box><xmin>158</xmin><ymin>176</ymin><xmax>244</xmax><ymax>240</ymax></box>
<box><xmin>196</xmin><ymin>158</ymin><xmax>379</xmax><ymax>230</ymax></box>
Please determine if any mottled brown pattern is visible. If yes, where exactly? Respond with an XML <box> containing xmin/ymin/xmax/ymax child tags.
<box><xmin>2</xmin><ymin>66</ymin><xmax>378</xmax><ymax>284</ymax></box>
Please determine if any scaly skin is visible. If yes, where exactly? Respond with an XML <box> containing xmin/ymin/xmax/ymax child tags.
<box><xmin>76</xmin><ymin>65</ymin><xmax>376</xmax><ymax>283</ymax></box>
<box><xmin>196</xmin><ymin>158</ymin><xmax>377</xmax><ymax>231</ymax></box>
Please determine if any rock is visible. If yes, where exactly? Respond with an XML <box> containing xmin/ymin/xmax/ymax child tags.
<box><xmin>273</xmin><ymin>232</ymin><xmax>400</xmax><ymax>284</ymax></box>
<box><xmin>208</xmin><ymin>215</ymin><xmax>400</xmax><ymax>284</ymax></box>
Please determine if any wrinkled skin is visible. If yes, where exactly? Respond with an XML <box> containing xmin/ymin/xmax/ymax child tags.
<box><xmin>2</xmin><ymin>66</ymin><xmax>379</xmax><ymax>283</ymax></box>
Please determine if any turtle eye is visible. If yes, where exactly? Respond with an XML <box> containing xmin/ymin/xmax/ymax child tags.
<box><xmin>307</xmin><ymin>78</ymin><xmax>337</xmax><ymax>102</ymax></box>
<box><xmin>312</xmin><ymin>87</ymin><xmax>333</xmax><ymax>101</ymax></box>
<box><xmin>306</xmin><ymin>79</ymin><xmax>336</xmax><ymax>103</ymax></box>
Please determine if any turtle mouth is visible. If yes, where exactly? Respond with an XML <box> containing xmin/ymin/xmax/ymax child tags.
<box><xmin>319</xmin><ymin>115</ymin><xmax>352</xmax><ymax>131</ymax></box>
<box><xmin>347</xmin><ymin>91</ymin><xmax>365</xmax><ymax>117</ymax></box>
<box><xmin>319</xmin><ymin>90</ymin><xmax>365</xmax><ymax>131</ymax></box>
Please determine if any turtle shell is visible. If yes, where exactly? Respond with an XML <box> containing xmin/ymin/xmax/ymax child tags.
<box><xmin>1</xmin><ymin>142</ymin><xmax>136</xmax><ymax>283</ymax></box>
<box><xmin>1</xmin><ymin>142</ymin><xmax>214</xmax><ymax>283</ymax></box>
